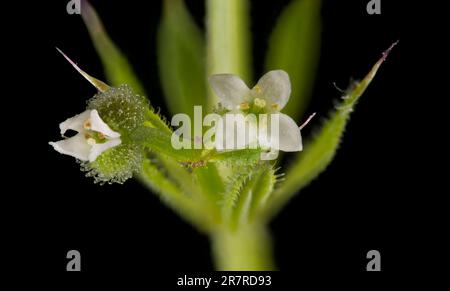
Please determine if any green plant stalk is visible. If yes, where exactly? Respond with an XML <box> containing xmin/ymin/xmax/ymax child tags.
<box><xmin>211</xmin><ymin>223</ymin><xmax>274</xmax><ymax>270</ymax></box>
<box><xmin>206</xmin><ymin>0</ymin><xmax>252</xmax><ymax>108</ymax></box>
<box><xmin>206</xmin><ymin>0</ymin><xmax>276</xmax><ymax>270</ymax></box>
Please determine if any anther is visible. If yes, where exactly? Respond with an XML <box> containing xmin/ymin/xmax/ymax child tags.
<box><xmin>87</xmin><ymin>138</ymin><xmax>96</xmax><ymax>146</ymax></box>
<box><xmin>239</xmin><ymin>102</ymin><xmax>250</xmax><ymax>110</ymax></box>
<box><xmin>253</xmin><ymin>98</ymin><xmax>266</xmax><ymax>108</ymax></box>
<box><xmin>83</xmin><ymin>119</ymin><xmax>92</xmax><ymax>130</ymax></box>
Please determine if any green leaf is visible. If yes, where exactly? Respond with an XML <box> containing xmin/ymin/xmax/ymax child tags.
<box><xmin>132</xmin><ymin>126</ymin><xmax>202</xmax><ymax>162</ymax></box>
<box><xmin>144</xmin><ymin>108</ymin><xmax>173</xmax><ymax>134</ymax></box>
<box><xmin>248</xmin><ymin>166</ymin><xmax>277</xmax><ymax>220</ymax></box>
<box><xmin>206</xmin><ymin>0</ymin><xmax>252</xmax><ymax>108</ymax></box>
<box><xmin>265</xmin><ymin>43</ymin><xmax>398</xmax><ymax>218</ymax></box>
<box><xmin>139</xmin><ymin>159</ymin><xmax>213</xmax><ymax>232</ymax></box>
<box><xmin>81</xmin><ymin>0</ymin><xmax>145</xmax><ymax>95</ymax></box>
<box><xmin>81</xmin><ymin>2</ymin><xmax>169</xmax><ymax>138</ymax></box>
<box><xmin>233</xmin><ymin>163</ymin><xmax>276</xmax><ymax>226</ymax></box>
<box><xmin>265</xmin><ymin>0</ymin><xmax>321</xmax><ymax>121</ymax></box>
<box><xmin>222</xmin><ymin>165</ymin><xmax>257</xmax><ymax>226</ymax></box>
<box><xmin>158</xmin><ymin>156</ymin><xmax>222</xmax><ymax>222</ymax></box>
<box><xmin>193</xmin><ymin>164</ymin><xmax>224</xmax><ymax>204</ymax></box>
<box><xmin>157</xmin><ymin>0</ymin><xmax>207</xmax><ymax>117</ymax></box>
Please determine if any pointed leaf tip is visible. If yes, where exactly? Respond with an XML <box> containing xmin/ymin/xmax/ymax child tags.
<box><xmin>56</xmin><ymin>47</ymin><xmax>110</xmax><ymax>92</ymax></box>
<box><xmin>264</xmin><ymin>44</ymin><xmax>397</xmax><ymax>219</ymax></box>
<box><xmin>381</xmin><ymin>40</ymin><xmax>399</xmax><ymax>63</ymax></box>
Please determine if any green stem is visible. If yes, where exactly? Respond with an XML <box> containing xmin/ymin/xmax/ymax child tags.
<box><xmin>206</xmin><ymin>0</ymin><xmax>252</xmax><ymax>108</ymax></box>
<box><xmin>211</xmin><ymin>223</ymin><xmax>275</xmax><ymax>270</ymax></box>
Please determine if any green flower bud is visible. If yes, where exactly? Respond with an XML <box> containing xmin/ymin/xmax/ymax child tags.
<box><xmin>80</xmin><ymin>143</ymin><xmax>143</xmax><ymax>185</ymax></box>
<box><xmin>87</xmin><ymin>84</ymin><xmax>148</xmax><ymax>137</ymax></box>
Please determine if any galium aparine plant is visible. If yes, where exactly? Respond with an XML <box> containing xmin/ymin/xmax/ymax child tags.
<box><xmin>50</xmin><ymin>0</ymin><xmax>396</xmax><ymax>270</ymax></box>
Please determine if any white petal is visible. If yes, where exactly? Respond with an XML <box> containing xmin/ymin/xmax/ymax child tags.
<box><xmin>277</xmin><ymin>113</ymin><xmax>302</xmax><ymax>152</ymax></box>
<box><xmin>214</xmin><ymin>114</ymin><xmax>238</xmax><ymax>150</ymax></box>
<box><xmin>208</xmin><ymin>74</ymin><xmax>251</xmax><ymax>110</ymax></box>
<box><xmin>88</xmin><ymin>138</ymin><xmax>121</xmax><ymax>162</ymax></box>
<box><xmin>90</xmin><ymin>110</ymin><xmax>121</xmax><ymax>138</ymax></box>
<box><xmin>59</xmin><ymin>110</ymin><xmax>91</xmax><ymax>135</ymax></box>
<box><xmin>254</xmin><ymin>70</ymin><xmax>291</xmax><ymax>111</ymax></box>
<box><xmin>256</xmin><ymin>114</ymin><xmax>273</xmax><ymax>150</ymax></box>
<box><xmin>49</xmin><ymin>133</ymin><xmax>91</xmax><ymax>161</ymax></box>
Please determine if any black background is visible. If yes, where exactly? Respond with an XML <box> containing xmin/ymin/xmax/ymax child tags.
<box><xmin>8</xmin><ymin>0</ymin><xmax>443</xmax><ymax>279</ymax></box>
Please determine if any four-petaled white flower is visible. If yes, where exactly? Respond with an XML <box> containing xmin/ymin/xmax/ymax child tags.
<box><xmin>209</xmin><ymin>70</ymin><xmax>302</xmax><ymax>152</ymax></box>
<box><xmin>49</xmin><ymin>109</ymin><xmax>121</xmax><ymax>162</ymax></box>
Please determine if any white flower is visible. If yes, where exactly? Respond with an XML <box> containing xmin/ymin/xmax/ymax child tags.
<box><xmin>209</xmin><ymin>70</ymin><xmax>302</xmax><ymax>152</ymax></box>
<box><xmin>49</xmin><ymin>109</ymin><xmax>121</xmax><ymax>162</ymax></box>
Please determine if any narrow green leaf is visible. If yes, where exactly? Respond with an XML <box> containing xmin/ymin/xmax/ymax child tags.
<box><xmin>144</xmin><ymin>108</ymin><xmax>173</xmax><ymax>134</ymax></box>
<box><xmin>248</xmin><ymin>166</ymin><xmax>277</xmax><ymax>221</ymax></box>
<box><xmin>222</xmin><ymin>165</ymin><xmax>254</xmax><ymax>223</ymax></box>
<box><xmin>139</xmin><ymin>159</ymin><xmax>212</xmax><ymax>232</ymax></box>
<box><xmin>158</xmin><ymin>0</ymin><xmax>207</xmax><ymax>117</ymax></box>
<box><xmin>194</xmin><ymin>164</ymin><xmax>224</xmax><ymax>204</ymax></box>
<box><xmin>159</xmin><ymin>156</ymin><xmax>221</xmax><ymax>222</ymax></box>
<box><xmin>132</xmin><ymin>126</ymin><xmax>202</xmax><ymax>162</ymax></box>
<box><xmin>266</xmin><ymin>43</ymin><xmax>398</xmax><ymax>218</ymax></box>
<box><xmin>81</xmin><ymin>0</ymin><xmax>145</xmax><ymax>95</ymax></box>
<box><xmin>265</xmin><ymin>0</ymin><xmax>321</xmax><ymax>121</ymax></box>
<box><xmin>231</xmin><ymin>172</ymin><xmax>259</xmax><ymax>227</ymax></box>
<box><xmin>232</xmin><ymin>164</ymin><xmax>275</xmax><ymax>226</ymax></box>
<box><xmin>206</xmin><ymin>0</ymin><xmax>252</xmax><ymax>108</ymax></box>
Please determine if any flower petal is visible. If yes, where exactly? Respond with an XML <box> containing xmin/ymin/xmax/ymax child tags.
<box><xmin>88</xmin><ymin>138</ymin><xmax>122</xmax><ymax>162</ymax></box>
<box><xmin>49</xmin><ymin>133</ymin><xmax>91</xmax><ymax>161</ymax></box>
<box><xmin>59</xmin><ymin>110</ymin><xmax>91</xmax><ymax>135</ymax></box>
<box><xmin>214</xmin><ymin>112</ymin><xmax>259</xmax><ymax>150</ymax></box>
<box><xmin>208</xmin><ymin>74</ymin><xmax>251</xmax><ymax>110</ymax></box>
<box><xmin>90</xmin><ymin>110</ymin><xmax>121</xmax><ymax>138</ymax></box>
<box><xmin>277</xmin><ymin>113</ymin><xmax>302</xmax><ymax>152</ymax></box>
<box><xmin>254</xmin><ymin>70</ymin><xmax>291</xmax><ymax>111</ymax></box>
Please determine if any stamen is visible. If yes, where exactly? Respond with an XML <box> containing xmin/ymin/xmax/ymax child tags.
<box><xmin>83</xmin><ymin>119</ymin><xmax>92</xmax><ymax>130</ymax></box>
<box><xmin>299</xmin><ymin>112</ymin><xmax>316</xmax><ymax>130</ymax></box>
<box><xmin>253</xmin><ymin>85</ymin><xmax>262</xmax><ymax>94</ymax></box>
<box><xmin>239</xmin><ymin>102</ymin><xmax>250</xmax><ymax>110</ymax></box>
<box><xmin>254</xmin><ymin>98</ymin><xmax>266</xmax><ymax>108</ymax></box>
<box><xmin>271</xmin><ymin>103</ymin><xmax>279</xmax><ymax>110</ymax></box>
<box><xmin>86</xmin><ymin>137</ymin><xmax>97</xmax><ymax>146</ymax></box>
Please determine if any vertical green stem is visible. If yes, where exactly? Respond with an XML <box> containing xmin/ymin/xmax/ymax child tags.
<box><xmin>206</xmin><ymin>0</ymin><xmax>273</xmax><ymax>270</ymax></box>
<box><xmin>206</xmin><ymin>0</ymin><xmax>252</xmax><ymax>108</ymax></box>
<box><xmin>211</xmin><ymin>223</ymin><xmax>275</xmax><ymax>270</ymax></box>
